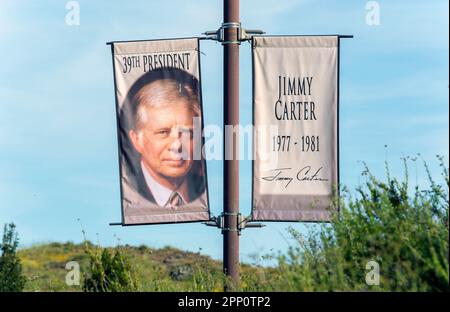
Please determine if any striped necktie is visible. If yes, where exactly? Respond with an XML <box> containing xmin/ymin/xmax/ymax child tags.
<box><xmin>168</xmin><ymin>192</ymin><xmax>183</xmax><ymax>209</ymax></box>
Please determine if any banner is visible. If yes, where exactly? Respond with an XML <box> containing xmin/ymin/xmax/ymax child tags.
<box><xmin>110</xmin><ymin>38</ymin><xmax>210</xmax><ymax>225</ymax></box>
<box><xmin>252</xmin><ymin>36</ymin><xmax>339</xmax><ymax>222</ymax></box>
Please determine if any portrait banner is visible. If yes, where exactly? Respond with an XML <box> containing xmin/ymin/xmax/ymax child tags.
<box><xmin>110</xmin><ymin>38</ymin><xmax>210</xmax><ymax>225</ymax></box>
<box><xmin>252</xmin><ymin>36</ymin><xmax>339</xmax><ymax>222</ymax></box>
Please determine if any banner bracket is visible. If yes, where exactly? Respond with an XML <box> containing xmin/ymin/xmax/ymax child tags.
<box><xmin>202</xmin><ymin>23</ymin><xmax>264</xmax><ymax>44</ymax></box>
<box><xmin>202</xmin><ymin>214</ymin><xmax>265</xmax><ymax>234</ymax></box>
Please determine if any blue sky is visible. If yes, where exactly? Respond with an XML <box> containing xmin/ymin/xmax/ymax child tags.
<box><xmin>0</xmin><ymin>0</ymin><xmax>448</xmax><ymax>264</ymax></box>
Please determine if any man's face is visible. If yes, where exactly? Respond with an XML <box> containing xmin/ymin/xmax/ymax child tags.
<box><xmin>129</xmin><ymin>99</ymin><xmax>196</xmax><ymax>181</ymax></box>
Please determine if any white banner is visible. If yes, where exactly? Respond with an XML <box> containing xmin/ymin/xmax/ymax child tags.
<box><xmin>111</xmin><ymin>38</ymin><xmax>210</xmax><ymax>225</ymax></box>
<box><xmin>252</xmin><ymin>36</ymin><xmax>339</xmax><ymax>222</ymax></box>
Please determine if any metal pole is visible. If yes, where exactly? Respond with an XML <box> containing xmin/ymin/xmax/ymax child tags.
<box><xmin>223</xmin><ymin>0</ymin><xmax>240</xmax><ymax>291</ymax></box>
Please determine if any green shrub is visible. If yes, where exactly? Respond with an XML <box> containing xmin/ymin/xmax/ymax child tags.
<box><xmin>82</xmin><ymin>243</ymin><xmax>140</xmax><ymax>292</ymax></box>
<box><xmin>247</xmin><ymin>156</ymin><xmax>449</xmax><ymax>292</ymax></box>
<box><xmin>0</xmin><ymin>223</ymin><xmax>26</xmax><ymax>292</ymax></box>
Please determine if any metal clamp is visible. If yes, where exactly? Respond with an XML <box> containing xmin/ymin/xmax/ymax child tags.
<box><xmin>218</xmin><ymin>212</ymin><xmax>239</xmax><ymax>234</ymax></box>
<box><xmin>202</xmin><ymin>23</ymin><xmax>265</xmax><ymax>45</ymax></box>
<box><xmin>203</xmin><ymin>213</ymin><xmax>265</xmax><ymax>234</ymax></box>
<box><xmin>220</xmin><ymin>22</ymin><xmax>241</xmax><ymax>44</ymax></box>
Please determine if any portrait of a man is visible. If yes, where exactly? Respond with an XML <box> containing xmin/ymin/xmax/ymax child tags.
<box><xmin>118</xmin><ymin>67</ymin><xmax>209</xmax><ymax>222</ymax></box>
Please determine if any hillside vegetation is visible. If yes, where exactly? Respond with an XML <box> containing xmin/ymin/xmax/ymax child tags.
<box><xmin>12</xmin><ymin>157</ymin><xmax>450</xmax><ymax>291</ymax></box>
<box><xmin>19</xmin><ymin>242</ymin><xmax>232</xmax><ymax>291</ymax></box>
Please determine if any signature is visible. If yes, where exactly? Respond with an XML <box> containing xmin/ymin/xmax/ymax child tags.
<box><xmin>261</xmin><ymin>166</ymin><xmax>329</xmax><ymax>188</ymax></box>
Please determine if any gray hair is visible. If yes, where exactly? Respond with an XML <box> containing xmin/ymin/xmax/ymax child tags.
<box><xmin>132</xmin><ymin>78</ymin><xmax>200</xmax><ymax>131</ymax></box>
